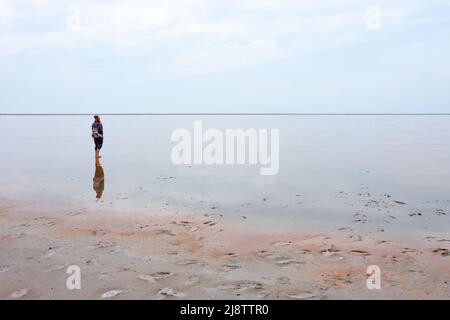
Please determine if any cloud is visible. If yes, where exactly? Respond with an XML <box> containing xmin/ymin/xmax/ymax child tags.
<box><xmin>2</xmin><ymin>0</ymin><xmax>449</xmax><ymax>113</ymax></box>
<box><xmin>0</xmin><ymin>0</ymin><xmax>17</xmax><ymax>28</ymax></box>
<box><xmin>1</xmin><ymin>0</ymin><xmax>412</xmax><ymax>68</ymax></box>
<box><xmin>175</xmin><ymin>39</ymin><xmax>286</xmax><ymax>75</ymax></box>
<box><xmin>0</xmin><ymin>0</ymin><xmax>439</xmax><ymax>80</ymax></box>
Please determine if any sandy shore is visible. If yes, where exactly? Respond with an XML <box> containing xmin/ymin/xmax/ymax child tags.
<box><xmin>0</xmin><ymin>204</ymin><xmax>449</xmax><ymax>300</ymax></box>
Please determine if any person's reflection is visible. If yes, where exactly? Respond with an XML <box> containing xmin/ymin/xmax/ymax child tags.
<box><xmin>93</xmin><ymin>157</ymin><xmax>104</xmax><ymax>200</ymax></box>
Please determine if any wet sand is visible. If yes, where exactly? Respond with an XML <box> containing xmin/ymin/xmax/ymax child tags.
<box><xmin>0</xmin><ymin>203</ymin><xmax>449</xmax><ymax>300</ymax></box>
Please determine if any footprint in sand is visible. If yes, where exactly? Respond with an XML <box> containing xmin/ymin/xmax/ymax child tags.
<box><xmin>223</xmin><ymin>263</ymin><xmax>242</xmax><ymax>271</ymax></box>
<box><xmin>154</xmin><ymin>229</ymin><xmax>176</xmax><ymax>236</ymax></box>
<box><xmin>189</xmin><ymin>226</ymin><xmax>199</xmax><ymax>232</ymax></box>
<box><xmin>432</xmin><ymin>248</ymin><xmax>450</xmax><ymax>257</ymax></box>
<box><xmin>176</xmin><ymin>259</ymin><xmax>207</xmax><ymax>266</ymax></box>
<box><xmin>87</xmin><ymin>241</ymin><xmax>116</xmax><ymax>250</ymax></box>
<box><xmin>322</xmin><ymin>274</ymin><xmax>353</xmax><ymax>287</ymax></box>
<box><xmin>212</xmin><ymin>281</ymin><xmax>264</xmax><ymax>292</ymax></box>
<box><xmin>101</xmin><ymin>289</ymin><xmax>124</xmax><ymax>299</ymax></box>
<box><xmin>350</xmin><ymin>250</ymin><xmax>371</xmax><ymax>257</ymax></box>
<box><xmin>44</xmin><ymin>246</ymin><xmax>61</xmax><ymax>258</ymax></box>
<box><xmin>0</xmin><ymin>265</ymin><xmax>11</xmax><ymax>273</ymax></box>
<box><xmin>257</xmin><ymin>291</ymin><xmax>271</xmax><ymax>299</ymax></box>
<box><xmin>138</xmin><ymin>272</ymin><xmax>174</xmax><ymax>283</ymax></box>
<box><xmin>320</xmin><ymin>245</ymin><xmax>341</xmax><ymax>257</ymax></box>
<box><xmin>158</xmin><ymin>287</ymin><xmax>186</xmax><ymax>298</ymax></box>
<box><xmin>118</xmin><ymin>263</ymin><xmax>135</xmax><ymax>271</ymax></box>
<box><xmin>86</xmin><ymin>259</ymin><xmax>98</xmax><ymax>266</ymax></box>
<box><xmin>11</xmin><ymin>289</ymin><xmax>28</xmax><ymax>299</ymax></box>
<box><xmin>271</xmin><ymin>241</ymin><xmax>293</xmax><ymax>247</ymax></box>
<box><xmin>257</xmin><ymin>251</ymin><xmax>281</xmax><ymax>259</ymax></box>
<box><xmin>275</xmin><ymin>258</ymin><xmax>305</xmax><ymax>266</ymax></box>
<box><xmin>285</xmin><ymin>292</ymin><xmax>317</xmax><ymax>300</ymax></box>
<box><xmin>260</xmin><ymin>252</ymin><xmax>305</xmax><ymax>267</ymax></box>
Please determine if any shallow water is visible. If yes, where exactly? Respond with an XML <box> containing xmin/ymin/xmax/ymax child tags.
<box><xmin>1</xmin><ymin>115</ymin><xmax>449</xmax><ymax>237</ymax></box>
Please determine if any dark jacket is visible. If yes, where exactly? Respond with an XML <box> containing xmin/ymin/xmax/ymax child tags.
<box><xmin>92</xmin><ymin>122</ymin><xmax>103</xmax><ymax>138</ymax></box>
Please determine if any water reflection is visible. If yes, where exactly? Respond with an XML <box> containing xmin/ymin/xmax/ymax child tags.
<box><xmin>93</xmin><ymin>158</ymin><xmax>104</xmax><ymax>200</ymax></box>
<box><xmin>1</xmin><ymin>116</ymin><xmax>450</xmax><ymax>234</ymax></box>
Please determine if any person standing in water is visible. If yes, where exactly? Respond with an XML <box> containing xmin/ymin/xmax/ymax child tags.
<box><xmin>91</xmin><ymin>115</ymin><xmax>103</xmax><ymax>158</ymax></box>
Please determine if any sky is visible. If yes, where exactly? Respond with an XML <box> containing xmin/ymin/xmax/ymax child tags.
<box><xmin>1</xmin><ymin>0</ymin><xmax>450</xmax><ymax>114</ymax></box>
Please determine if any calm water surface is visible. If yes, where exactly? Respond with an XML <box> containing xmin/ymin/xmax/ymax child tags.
<box><xmin>1</xmin><ymin>115</ymin><xmax>449</xmax><ymax>237</ymax></box>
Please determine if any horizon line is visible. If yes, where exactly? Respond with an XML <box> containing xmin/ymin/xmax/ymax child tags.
<box><xmin>1</xmin><ymin>113</ymin><xmax>450</xmax><ymax>116</ymax></box>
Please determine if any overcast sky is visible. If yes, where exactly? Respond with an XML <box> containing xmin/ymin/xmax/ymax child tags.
<box><xmin>1</xmin><ymin>0</ymin><xmax>449</xmax><ymax>113</ymax></box>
